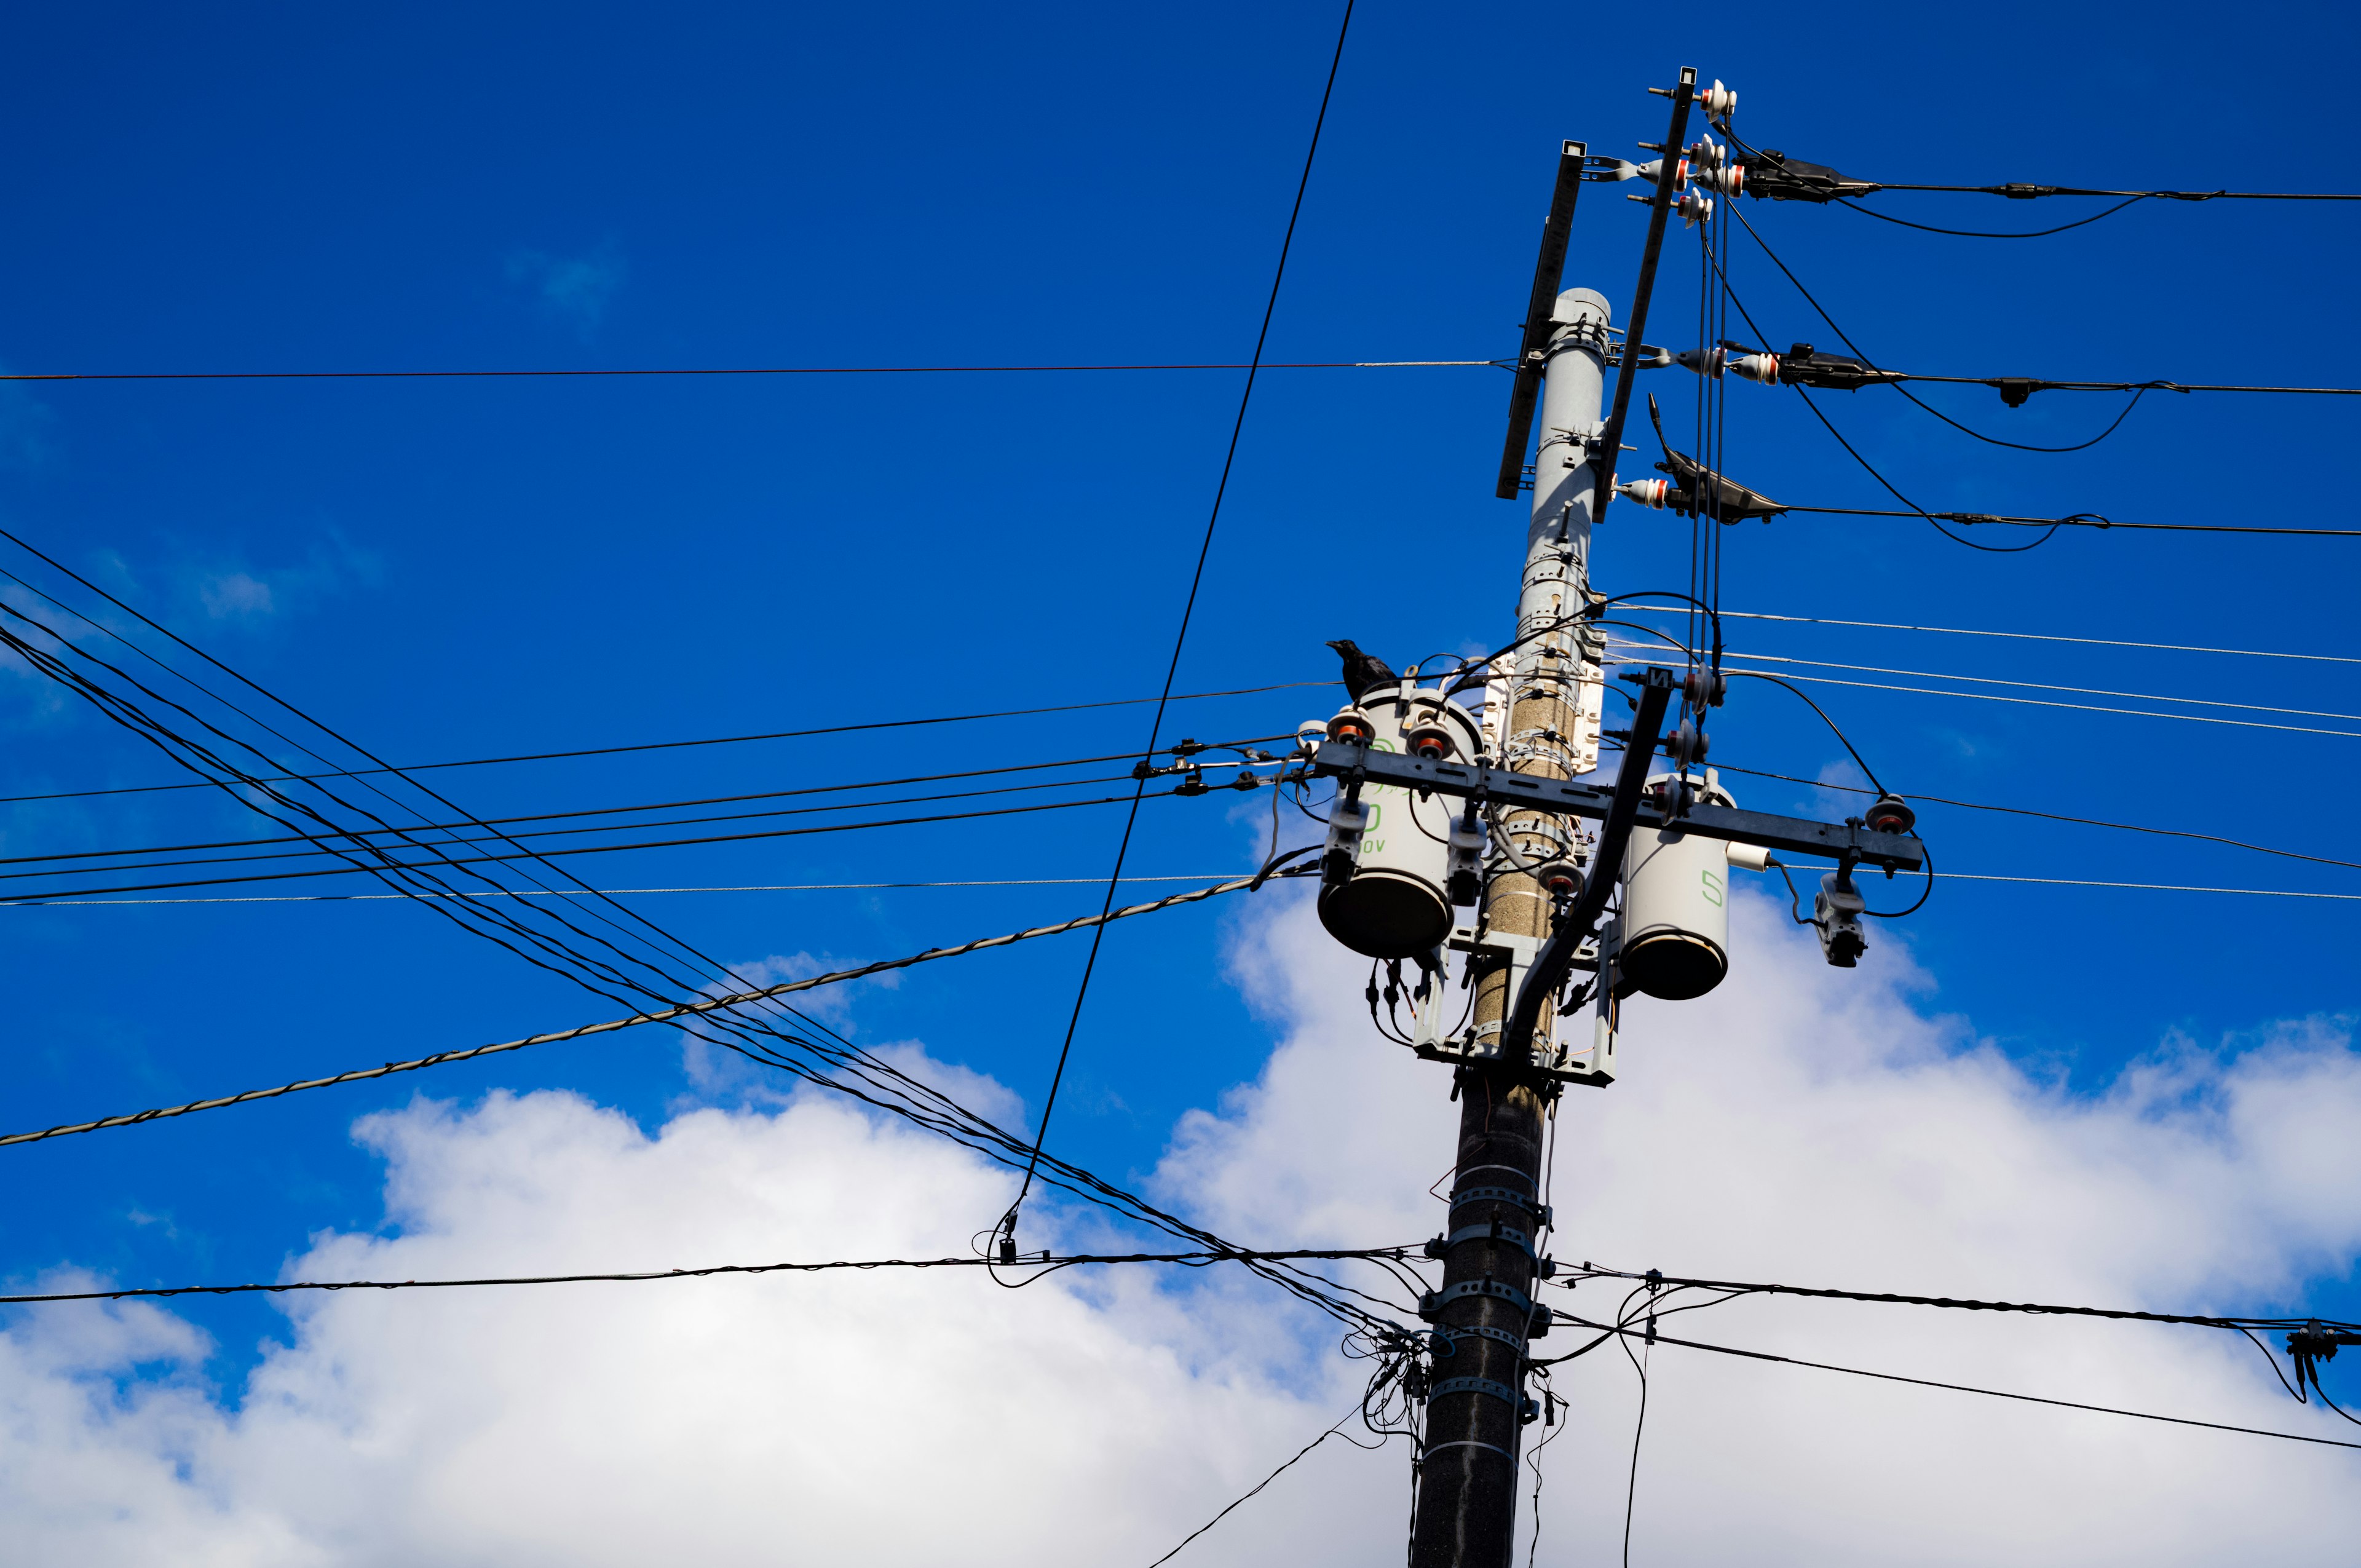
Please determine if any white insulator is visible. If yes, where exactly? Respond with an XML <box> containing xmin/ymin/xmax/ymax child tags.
<box><xmin>1676</xmin><ymin>189</ymin><xmax>1715</xmax><ymax>228</ymax></box>
<box><xmin>1696</xmin><ymin>79</ymin><xmax>1738</xmax><ymax>120</ymax></box>
<box><xmin>1695</xmin><ymin>164</ymin><xmax>1744</xmax><ymax>197</ymax></box>
<box><xmin>1675</xmin><ymin>346</ymin><xmax>1725</xmax><ymax>379</ymax></box>
<box><xmin>1617</xmin><ymin>477</ymin><xmax>1673</xmax><ymax>509</ymax></box>
<box><xmin>1687</xmin><ymin>135</ymin><xmax>1725</xmax><ymax>170</ymax></box>
<box><xmin>1730</xmin><ymin>351</ymin><xmax>1779</xmax><ymax>384</ymax></box>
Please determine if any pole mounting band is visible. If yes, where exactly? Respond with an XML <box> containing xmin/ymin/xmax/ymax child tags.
<box><xmin>1418</xmin><ymin>1439</ymin><xmax>1519</xmax><ymax>1466</ymax></box>
<box><xmin>1431</xmin><ymin>1376</ymin><xmax>1524</xmax><ymax>1408</ymax></box>
<box><xmin>1448</xmin><ymin>1186</ymin><xmax>1554</xmax><ymax>1227</ymax></box>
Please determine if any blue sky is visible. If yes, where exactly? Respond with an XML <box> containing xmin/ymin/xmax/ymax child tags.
<box><xmin>1</xmin><ymin>0</ymin><xmax>2358</xmax><ymax>1505</ymax></box>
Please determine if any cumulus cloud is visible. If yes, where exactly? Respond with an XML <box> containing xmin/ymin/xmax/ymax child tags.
<box><xmin>1</xmin><ymin>890</ymin><xmax>2357</xmax><ymax>1564</ymax></box>
<box><xmin>506</xmin><ymin>243</ymin><xmax>627</xmax><ymax>337</ymax></box>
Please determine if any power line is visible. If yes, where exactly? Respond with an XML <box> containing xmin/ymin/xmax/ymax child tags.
<box><xmin>0</xmin><ymin>861</ymin><xmax>1313</xmax><ymax>1147</ymax></box>
<box><xmin>0</xmin><ymin>769</ymin><xmax>1160</xmax><ymax>881</ymax></box>
<box><xmin>1712</xmin><ymin>650</ymin><xmax>2361</xmax><ymax>725</ymax></box>
<box><xmin>1001</xmin><ymin>0</ymin><xmax>1356</xmax><ymax>1251</ymax></box>
<box><xmin>3</xmin><ymin>872</ymin><xmax>1252</xmax><ymax>908</ymax></box>
<box><xmin>1563</xmin><ymin>1263</ymin><xmax>2355</xmax><ymax>1335</ymax></box>
<box><xmin>1785</xmin><ymin>504</ymin><xmax>2361</xmax><ymax>539</ymax></box>
<box><xmin>0</xmin><ymin>360</ymin><xmax>1495</xmax><ymax>384</ymax></box>
<box><xmin>0</xmin><ymin>542</ymin><xmax>1399</xmax><ymax>1336</ymax></box>
<box><xmin>0</xmin><ymin>681</ymin><xmax>1338</xmax><ymax>807</ymax></box>
<box><xmin>1940</xmin><ymin>873</ymin><xmax>2361</xmax><ymax>901</ymax></box>
<box><xmin>1710</xmin><ymin>763</ymin><xmax>2361</xmax><ymax>878</ymax></box>
<box><xmin>1718</xmin><ymin>665</ymin><xmax>2361</xmax><ymax>741</ymax></box>
<box><xmin>1626</xmin><ymin>607</ymin><xmax>2361</xmax><ymax>667</ymax></box>
<box><xmin>0</xmin><ymin>790</ymin><xmax>1174</xmax><ymax>903</ymax></box>
<box><xmin>1145</xmin><ymin>1404</ymin><xmax>1375</xmax><ymax>1568</ymax></box>
<box><xmin>1559</xmin><ymin>1315</ymin><xmax>2361</xmax><ymax>1452</ymax></box>
<box><xmin>0</xmin><ymin>1245</ymin><xmax>1415</xmax><ymax>1305</ymax></box>
<box><xmin>0</xmin><ymin>742</ymin><xmax>1293</xmax><ymax>879</ymax></box>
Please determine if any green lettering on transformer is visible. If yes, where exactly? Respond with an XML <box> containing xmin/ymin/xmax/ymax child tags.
<box><xmin>1701</xmin><ymin>868</ymin><xmax>1725</xmax><ymax>908</ymax></box>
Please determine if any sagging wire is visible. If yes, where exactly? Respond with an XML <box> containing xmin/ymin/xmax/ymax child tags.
<box><xmin>1688</xmin><ymin>223</ymin><xmax>2060</xmax><ymax>554</ymax></box>
<box><xmin>1726</xmin><ymin>200</ymin><xmax>2148</xmax><ymax>453</ymax></box>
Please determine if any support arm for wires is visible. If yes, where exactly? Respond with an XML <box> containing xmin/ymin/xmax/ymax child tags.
<box><xmin>1305</xmin><ymin>728</ymin><xmax>1923</xmax><ymax>871</ymax></box>
<box><xmin>1501</xmin><ymin>669</ymin><xmax>1671</xmax><ymax>1060</ymax></box>
<box><xmin>1496</xmin><ymin>141</ymin><xmax>1591</xmax><ymax>499</ymax></box>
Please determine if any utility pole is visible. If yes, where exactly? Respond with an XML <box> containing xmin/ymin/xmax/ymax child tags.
<box><xmin>1332</xmin><ymin>63</ymin><xmax>1915</xmax><ymax>1566</ymax></box>
<box><xmin>1406</xmin><ymin>282</ymin><xmax>1609</xmax><ymax>1567</ymax></box>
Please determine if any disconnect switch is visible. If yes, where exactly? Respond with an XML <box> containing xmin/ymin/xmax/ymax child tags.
<box><xmin>1814</xmin><ymin>874</ymin><xmax>1869</xmax><ymax>967</ymax></box>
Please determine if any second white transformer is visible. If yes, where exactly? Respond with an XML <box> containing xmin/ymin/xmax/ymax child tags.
<box><xmin>1618</xmin><ymin>770</ymin><xmax>1770</xmax><ymax>1000</ymax></box>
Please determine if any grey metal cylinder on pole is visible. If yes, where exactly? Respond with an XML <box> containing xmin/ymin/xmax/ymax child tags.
<box><xmin>1410</xmin><ymin>287</ymin><xmax>1609</xmax><ymax>1568</ymax></box>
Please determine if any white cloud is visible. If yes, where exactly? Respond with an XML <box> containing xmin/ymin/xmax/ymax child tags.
<box><xmin>1</xmin><ymin>889</ymin><xmax>2357</xmax><ymax>1563</ymax></box>
<box><xmin>506</xmin><ymin>243</ymin><xmax>627</xmax><ymax>336</ymax></box>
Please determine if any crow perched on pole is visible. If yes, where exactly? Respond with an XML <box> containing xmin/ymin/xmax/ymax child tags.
<box><xmin>1326</xmin><ymin>639</ymin><xmax>1398</xmax><ymax>702</ymax></box>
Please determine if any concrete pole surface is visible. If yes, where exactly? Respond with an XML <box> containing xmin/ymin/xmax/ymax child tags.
<box><xmin>1410</xmin><ymin>287</ymin><xmax>1608</xmax><ymax>1568</ymax></box>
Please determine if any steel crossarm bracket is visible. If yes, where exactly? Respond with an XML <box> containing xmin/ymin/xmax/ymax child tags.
<box><xmin>1308</xmin><ymin>743</ymin><xmax>1924</xmax><ymax>872</ymax></box>
<box><xmin>1496</xmin><ymin>140</ymin><xmax>1591</xmax><ymax>501</ymax></box>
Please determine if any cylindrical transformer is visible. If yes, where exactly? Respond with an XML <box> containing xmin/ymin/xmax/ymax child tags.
<box><xmin>1316</xmin><ymin>682</ymin><xmax>1482</xmax><ymax>959</ymax></box>
<box><xmin>1618</xmin><ymin>772</ymin><xmax>1741</xmax><ymax>1000</ymax></box>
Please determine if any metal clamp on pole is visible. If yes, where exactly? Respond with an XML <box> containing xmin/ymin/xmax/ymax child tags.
<box><xmin>1501</xmin><ymin>667</ymin><xmax>1675</xmax><ymax>1061</ymax></box>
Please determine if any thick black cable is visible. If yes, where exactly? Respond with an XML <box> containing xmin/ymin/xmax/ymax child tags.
<box><xmin>1000</xmin><ymin>0</ymin><xmax>1355</xmax><ymax>1244</ymax></box>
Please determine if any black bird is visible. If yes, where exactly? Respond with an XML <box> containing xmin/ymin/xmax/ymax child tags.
<box><xmin>1327</xmin><ymin>639</ymin><xmax>1398</xmax><ymax>702</ymax></box>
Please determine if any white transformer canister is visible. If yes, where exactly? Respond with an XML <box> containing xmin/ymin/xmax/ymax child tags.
<box><xmin>1618</xmin><ymin>771</ymin><xmax>1746</xmax><ymax>1001</ymax></box>
<box><xmin>1317</xmin><ymin>683</ymin><xmax>1483</xmax><ymax>959</ymax></box>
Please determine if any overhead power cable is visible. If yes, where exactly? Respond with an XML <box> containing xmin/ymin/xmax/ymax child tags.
<box><xmin>0</xmin><ymin>681</ymin><xmax>1338</xmax><ymax>808</ymax></box>
<box><xmin>0</xmin><ymin>872</ymin><xmax>1252</xmax><ymax>908</ymax></box>
<box><xmin>1627</xmin><ymin>606</ymin><xmax>2361</xmax><ymax>667</ymax></box>
<box><xmin>1781</xmin><ymin>504</ymin><xmax>2361</xmax><ymax>539</ymax></box>
<box><xmin>0</xmin><ymin>1243</ymin><xmax>1412</xmax><ymax>1305</ymax></box>
<box><xmin>1689</xmin><ymin>213</ymin><xmax>2051</xmax><ymax>552</ymax></box>
<box><xmin>1941</xmin><ymin>873</ymin><xmax>2361</xmax><ymax>901</ymax></box>
<box><xmin>0</xmin><ymin>861</ymin><xmax>1315</xmax><ymax>1147</ymax></box>
<box><xmin>0</xmin><ymin>769</ymin><xmax>1164</xmax><ymax>880</ymax></box>
<box><xmin>1145</xmin><ymin>1403</ymin><xmax>1377</xmax><ymax>1568</ymax></box>
<box><xmin>1564</xmin><ymin>1262</ymin><xmax>2357</xmax><ymax>1336</ymax></box>
<box><xmin>0</xmin><ymin>360</ymin><xmax>1493</xmax><ymax>384</ymax></box>
<box><xmin>0</xmin><ymin>545</ymin><xmax>1399</xmax><ymax>1334</ymax></box>
<box><xmin>999</xmin><ymin>0</ymin><xmax>1355</xmax><ymax>1255</ymax></box>
<box><xmin>1710</xmin><ymin>763</ymin><xmax>2361</xmax><ymax>878</ymax></box>
<box><xmin>1710</xmin><ymin>649</ymin><xmax>2361</xmax><ymax>725</ymax></box>
<box><xmin>1558</xmin><ymin>1315</ymin><xmax>2361</xmax><ymax>1452</ymax></box>
<box><xmin>0</xmin><ymin>742</ymin><xmax>1289</xmax><ymax>878</ymax></box>
<box><xmin>1718</xmin><ymin>665</ymin><xmax>2361</xmax><ymax>741</ymax></box>
<box><xmin>0</xmin><ymin>790</ymin><xmax>1172</xmax><ymax>903</ymax></box>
